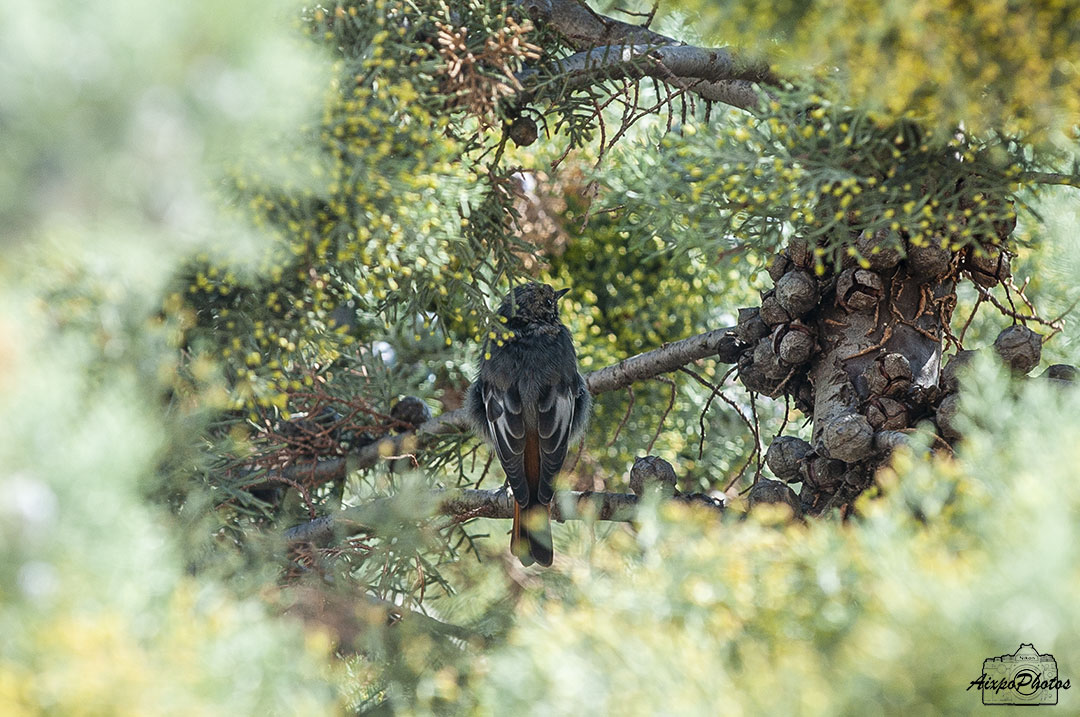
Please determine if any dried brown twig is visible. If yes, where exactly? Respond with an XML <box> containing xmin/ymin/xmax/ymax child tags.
<box><xmin>437</xmin><ymin>17</ymin><xmax>541</xmax><ymax>126</ymax></box>
<box><xmin>606</xmin><ymin>384</ymin><xmax>635</xmax><ymax>447</ymax></box>
<box><xmin>646</xmin><ymin>377</ymin><xmax>677</xmax><ymax>453</ymax></box>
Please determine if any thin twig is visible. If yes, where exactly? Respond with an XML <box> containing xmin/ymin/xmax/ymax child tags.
<box><xmin>473</xmin><ymin>452</ymin><xmax>494</xmax><ymax>489</ymax></box>
<box><xmin>613</xmin><ymin>2</ymin><xmax>659</xmax><ymax>26</ymax></box>
<box><xmin>646</xmin><ymin>376</ymin><xmax>677</xmax><ymax>453</ymax></box>
<box><xmin>1017</xmin><ymin>171</ymin><xmax>1080</xmax><ymax>187</ymax></box>
<box><xmin>749</xmin><ymin>391</ymin><xmax>763</xmax><ymax>482</ymax></box>
<box><xmin>775</xmin><ymin>393</ymin><xmax>791</xmax><ymax>443</ymax></box>
<box><xmin>710</xmin><ymin>388</ymin><xmax>758</xmax><ymax>492</ymax></box>
<box><xmin>677</xmin><ymin>366</ymin><xmax>720</xmax><ymax>460</ymax></box>
<box><xmin>977</xmin><ymin>286</ymin><xmax>1062</xmax><ymax>329</ymax></box>
<box><xmin>606</xmin><ymin>384</ymin><xmax>635</xmax><ymax>447</ymax></box>
<box><xmin>567</xmin><ymin>433</ymin><xmax>587</xmax><ymax>475</ymax></box>
<box><xmin>958</xmin><ymin>292</ymin><xmax>984</xmax><ymax>345</ymax></box>
<box><xmin>1043</xmin><ymin>293</ymin><xmax>1080</xmax><ymax>342</ymax></box>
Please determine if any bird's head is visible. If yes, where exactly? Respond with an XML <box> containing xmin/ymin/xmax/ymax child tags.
<box><xmin>498</xmin><ymin>282</ymin><xmax>569</xmax><ymax>327</ymax></box>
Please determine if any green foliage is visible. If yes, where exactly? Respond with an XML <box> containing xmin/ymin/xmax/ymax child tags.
<box><xmin>603</xmin><ymin>87</ymin><xmax>1035</xmax><ymax>273</ymax></box>
<box><xmin>0</xmin><ymin>333</ymin><xmax>335</xmax><ymax>713</ymax></box>
<box><xmin>6</xmin><ymin>0</ymin><xmax>1080</xmax><ymax>714</ymax></box>
<box><xmin>0</xmin><ymin>0</ymin><xmax>339</xmax><ymax>712</ymax></box>
<box><xmin>678</xmin><ymin>0</ymin><xmax>1080</xmax><ymax>138</ymax></box>
<box><xmin>468</xmin><ymin>365</ymin><xmax>1080</xmax><ymax>714</ymax></box>
<box><xmin>177</xmin><ymin>0</ymin><xmax>570</xmax><ymax>411</ymax></box>
<box><xmin>533</xmin><ymin>182</ymin><xmax>770</xmax><ymax>488</ymax></box>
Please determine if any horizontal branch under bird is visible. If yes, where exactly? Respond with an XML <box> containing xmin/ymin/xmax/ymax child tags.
<box><xmin>284</xmin><ymin>485</ymin><xmax>724</xmax><ymax>545</ymax></box>
<box><xmin>237</xmin><ymin>325</ymin><xmax>740</xmax><ymax>487</ymax></box>
<box><xmin>283</xmin><ymin>488</ymin><xmax>642</xmax><ymax>545</ymax></box>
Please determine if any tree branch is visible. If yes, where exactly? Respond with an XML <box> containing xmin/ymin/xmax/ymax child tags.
<box><xmin>525</xmin><ymin>44</ymin><xmax>767</xmax><ymax>110</ymax></box>
<box><xmin>518</xmin><ymin>0</ymin><xmax>673</xmax><ymax>50</ymax></box>
<box><xmin>283</xmin><ymin>488</ymin><xmax>641</xmax><ymax>544</ymax></box>
<box><xmin>586</xmin><ymin>324</ymin><xmax>741</xmax><ymax>394</ymax></box>
<box><xmin>284</xmin><ymin>484</ymin><xmax>726</xmax><ymax>545</ymax></box>
<box><xmin>236</xmin><ymin>325</ymin><xmax>742</xmax><ymax>486</ymax></box>
<box><xmin>517</xmin><ymin>0</ymin><xmax>777</xmax><ymax>109</ymax></box>
<box><xmin>1017</xmin><ymin>171</ymin><xmax>1080</xmax><ymax>187</ymax></box>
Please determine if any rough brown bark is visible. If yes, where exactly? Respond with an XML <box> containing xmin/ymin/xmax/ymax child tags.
<box><xmin>517</xmin><ymin>0</ymin><xmax>776</xmax><ymax>110</ymax></box>
<box><xmin>800</xmin><ymin>263</ymin><xmax>956</xmax><ymax>513</ymax></box>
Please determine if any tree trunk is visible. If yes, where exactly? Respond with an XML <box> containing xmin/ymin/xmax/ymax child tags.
<box><xmin>740</xmin><ymin>231</ymin><xmax>965</xmax><ymax>515</ymax></box>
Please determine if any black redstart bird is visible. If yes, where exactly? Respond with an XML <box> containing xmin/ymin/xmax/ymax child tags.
<box><xmin>467</xmin><ymin>283</ymin><xmax>591</xmax><ymax>567</ymax></box>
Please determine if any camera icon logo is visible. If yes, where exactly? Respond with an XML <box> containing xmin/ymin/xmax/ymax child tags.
<box><xmin>971</xmin><ymin>643</ymin><xmax>1068</xmax><ymax>706</ymax></box>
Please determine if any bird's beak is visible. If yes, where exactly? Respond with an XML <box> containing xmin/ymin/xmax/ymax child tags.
<box><xmin>555</xmin><ymin>287</ymin><xmax>570</xmax><ymax>300</ymax></box>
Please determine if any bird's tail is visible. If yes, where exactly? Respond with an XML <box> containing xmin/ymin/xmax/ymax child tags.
<box><xmin>511</xmin><ymin>502</ymin><xmax>553</xmax><ymax>567</ymax></box>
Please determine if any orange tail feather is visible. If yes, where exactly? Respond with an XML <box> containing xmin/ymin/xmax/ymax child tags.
<box><xmin>511</xmin><ymin>502</ymin><xmax>552</xmax><ymax>567</ymax></box>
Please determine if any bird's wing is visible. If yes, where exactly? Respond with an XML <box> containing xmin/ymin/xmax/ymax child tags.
<box><xmin>535</xmin><ymin>381</ymin><xmax>577</xmax><ymax>504</ymax></box>
<box><xmin>481</xmin><ymin>380</ymin><xmax>529</xmax><ymax>504</ymax></box>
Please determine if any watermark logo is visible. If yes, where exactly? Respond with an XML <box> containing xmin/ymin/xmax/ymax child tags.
<box><xmin>968</xmin><ymin>643</ymin><xmax>1071</xmax><ymax>706</ymax></box>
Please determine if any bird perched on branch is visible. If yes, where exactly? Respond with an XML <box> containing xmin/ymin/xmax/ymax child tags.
<box><xmin>467</xmin><ymin>283</ymin><xmax>591</xmax><ymax>567</ymax></box>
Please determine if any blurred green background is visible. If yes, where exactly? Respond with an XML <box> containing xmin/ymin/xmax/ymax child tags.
<box><xmin>2</xmin><ymin>0</ymin><xmax>1079</xmax><ymax>715</ymax></box>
